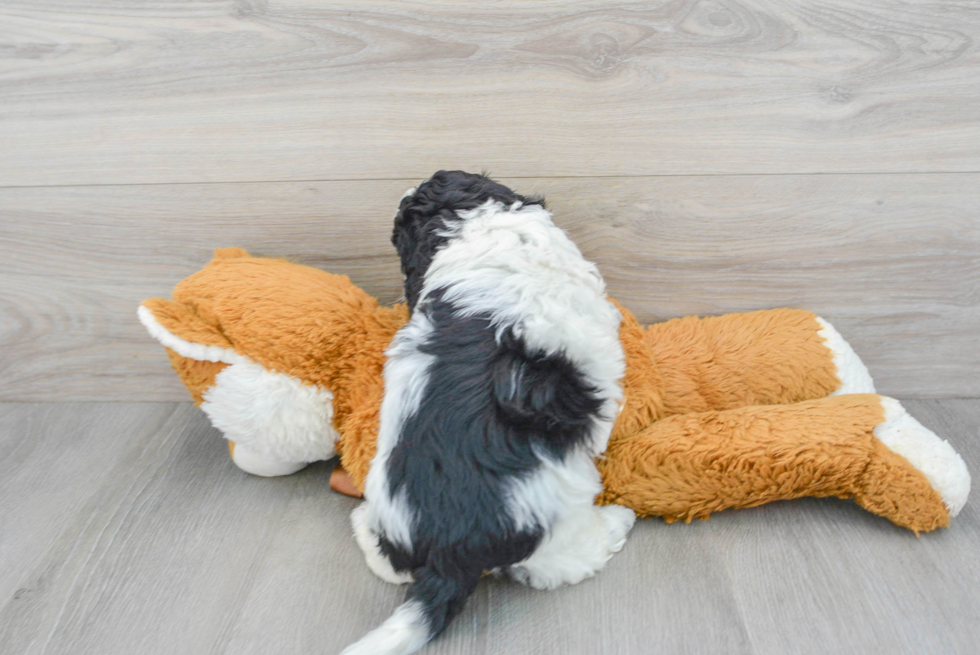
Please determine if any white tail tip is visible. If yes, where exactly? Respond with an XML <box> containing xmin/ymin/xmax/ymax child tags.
<box><xmin>341</xmin><ymin>600</ymin><xmax>430</xmax><ymax>655</ymax></box>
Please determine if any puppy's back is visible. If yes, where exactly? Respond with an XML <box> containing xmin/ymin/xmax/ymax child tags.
<box><xmin>345</xmin><ymin>181</ymin><xmax>625</xmax><ymax>655</ymax></box>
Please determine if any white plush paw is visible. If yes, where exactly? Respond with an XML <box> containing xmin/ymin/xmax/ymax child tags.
<box><xmin>875</xmin><ymin>397</ymin><xmax>971</xmax><ymax>517</ymax></box>
<box><xmin>229</xmin><ymin>442</ymin><xmax>308</xmax><ymax>477</ymax></box>
<box><xmin>816</xmin><ymin>317</ymin><xmax>876</xmax><ymax>394</ymax></box>
<box><xmin>600</xmin><ymin>504</ymin><xmax>636</xmax><ymax>554</ymax></box>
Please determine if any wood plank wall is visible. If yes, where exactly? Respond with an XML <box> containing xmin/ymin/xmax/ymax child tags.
<box><xmin>1</xmin><ymin>1</ymin><xmax>978</xmax><ymax>400</ymax></box>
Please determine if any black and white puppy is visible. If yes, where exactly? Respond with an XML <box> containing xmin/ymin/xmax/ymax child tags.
<box><xmin>343</xmin><ymin>171</ymin><xmax>635</xmax><ymax>655</ymax></box>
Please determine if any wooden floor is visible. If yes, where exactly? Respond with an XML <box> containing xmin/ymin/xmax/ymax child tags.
<box><xmin>0</xmin><ymin>399</ymin><xmax>978</xmax><ymax>655</ymax></box>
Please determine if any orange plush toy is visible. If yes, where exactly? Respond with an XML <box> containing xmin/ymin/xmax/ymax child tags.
<box><xmin>140</xmin><ymin>249</ymin><xmax>970</xmax><ymax>534</ymax></box>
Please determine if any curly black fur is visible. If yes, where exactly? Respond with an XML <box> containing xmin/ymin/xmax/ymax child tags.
<box><xmin>391</xmin><ymin>170</ymin><xmax>545</xmax><ymax>311</ymax></box>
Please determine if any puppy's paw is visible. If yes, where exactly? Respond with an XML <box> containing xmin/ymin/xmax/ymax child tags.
<box><xmin>600</xmin><ymin>504</ymin><xmax>636</xmax><ymax>554</ymax></box>
<box><xmin>351</xmin><ymin>505</ymin><xmax>414</xmax><ymax>585</ymax></box>
<box><xmin>509</xmin><ymin>504</ymin><xmax>636</xmax><ymax>590</ymax></box>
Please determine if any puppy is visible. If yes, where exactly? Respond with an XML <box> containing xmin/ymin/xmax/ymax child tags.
<box><xmin>343</xmin><ymin>171</ymin><xmax>635</xmax><ymax>655</ymax></box>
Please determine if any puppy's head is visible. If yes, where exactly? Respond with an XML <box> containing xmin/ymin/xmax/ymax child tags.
<box><xmin>392</xmin><ymin>170</ymin><xmax>544</xmax><ymax>311</ymax></box>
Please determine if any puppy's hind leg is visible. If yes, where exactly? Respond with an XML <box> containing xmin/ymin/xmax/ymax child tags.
<box><xmin>509</xmin><ymin>503</ymin><xmax>636</xmax><ymax>590</ymax></box>
<box><xmin>351</xmin><ymin>503</ymin><xmax>414</xmax><ymax>585</ymax></box>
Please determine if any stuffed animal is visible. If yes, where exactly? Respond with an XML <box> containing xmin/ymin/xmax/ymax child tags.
<box><xmin>139</xmin><ymin>248</ymin><xmax>970</xmax><ymax>534</ymax></box>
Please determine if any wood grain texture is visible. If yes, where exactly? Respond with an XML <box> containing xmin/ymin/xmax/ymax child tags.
<box><xmin>0</xmin><ymin>400</ymin><xmax>978</xmax><ymax>654</ymax></box>
<box><xmin>0</xmin><ymin>403</ymin><xmax>306</xmax><ymax>655</ymax></box>
<box><xmin>1</xmin><ymin>0</ymin><xmax>979</xmax><ymax>186</ymax></box>
<box><xmin>1</xmin><ymin>174</ymin><xmax>977</xmax><ymax>401</ymax></box>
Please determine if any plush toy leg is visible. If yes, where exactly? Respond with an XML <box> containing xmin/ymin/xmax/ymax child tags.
<box><xmin>644</xmin><ymin>309</ymin><xmax>874</xmax><ymax>416</ymax></box>
<box><xmin>596</xmin><ymin>394</ymin><xmax>969</xmax><ymax>533</ymax></box>
<box><xmin>813</xmin><ymin>317</ymin><xmax>875</xmax><ymax>395</ymax></box>
<box><xmin>861</xmin><ymin>397</ymin><xmax>970</xmax><ymax>529</ymax></box>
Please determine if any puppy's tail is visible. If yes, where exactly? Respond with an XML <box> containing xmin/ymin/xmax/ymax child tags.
<box><xmin>341</xmin><ymin>561</ymin><xmax>481</xmax><ymax>655</ymax></box>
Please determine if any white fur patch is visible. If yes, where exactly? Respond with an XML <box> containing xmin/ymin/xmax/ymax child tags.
<box><xmin>511</xmin><ymin>502</ymin><xmax>635</xmax><ymax>590</ymax></box>
<box><xmin>816</xmin><ymin>317</ymin><xmax>876</xmax><ymax>394</ymax></box>
<box><xmin>201</xmin><ymin>359</ymin><xmax>339</xmax><ymax>466</ymax></box>
<box><xmin>507</xmin><ymin>447</ymin><xmax>635</xmax><ymax>589</ymax></box>
<box><xmin>230</xmin><ymin>443</ymin><xmax>308</xmax><ymax>477</ymax></box>
<box><xmin>874</xmin><ymin>397</ymin><xmax>971</xmax><ymax>517</ymax></box>
<box><xmin>341</xmin><ymin>600</ymin><xmax>430</xmax><ymax>655</ymax></box>
<box><xmin>505</xmin><ymin>447</ymin><xmax>604</xmax><ymax>533</ymax></box>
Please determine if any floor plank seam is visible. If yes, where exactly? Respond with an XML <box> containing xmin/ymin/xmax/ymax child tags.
<box><xmin>2</xmin><ymin>169</ymin><xmax>980</xmax><ymax>191</ymax></box>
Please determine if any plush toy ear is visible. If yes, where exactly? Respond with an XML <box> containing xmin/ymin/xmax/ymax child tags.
<box><xmin>139</xmin><ymin>298</ymin><xmax>240</xmax><ymax>405</ymax></box>
<box><xmin>138</xmin><ymin>299</ymin><xmax>236</xmax><ymax>359</ymax></box>
<box><xmin>140</xmin><ymin>295</ymin><xmax>242</xmax><ymax>402</ymax></box>
<box><xmin>212</xmin><ymin>247</ymin><xmax>251</xmax><ymax>260</ymax></box>
<box><xmin>489</xmin><ymin>333</ymin><xmax>606</xmax><ymax>459</ymax></box>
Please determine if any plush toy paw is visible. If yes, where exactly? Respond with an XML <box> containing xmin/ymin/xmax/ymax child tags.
<box><xmin>330</xmin><ymin>464</ymin><xmax>364</xmax><ymax>498</ymax></box>
<box><xmin>875</xmin><ymin>397</ymin><xmax>970</xmax><ymax>516</ymax></box>
<box><xmin>857</xmin><ymin>397</ymin><xmax>971</xmax><ymax>532</ymax></box>
<box><xmin>227</xmin><ymin>441</ymin><xmax>309</xmax><ymax>477</ymax></box>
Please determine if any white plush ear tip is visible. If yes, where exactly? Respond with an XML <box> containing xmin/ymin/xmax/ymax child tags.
<box><xmin>874</xmin><ymin>397</ymin><xmax>971</xmax><ymax>517</ymax></box>
<box><xmin>230</xmin><ymin>443</ymin><xmax>308</xmax><ymax>477</ymax></box>
<box><xmin>137</xmin><ymin>304</ymin><xmax>242</xmax><ymax>365</ymax></box>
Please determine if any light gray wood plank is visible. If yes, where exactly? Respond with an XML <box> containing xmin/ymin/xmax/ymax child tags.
<box><xmin>0</xmin><ymin>403</ymin><xmax>179</xmax><ymax>604</ymax></box>
<box><xmin>1</xmin><ymin>400</ymin><xmax>976</xmax><ymax>654</ymax></box>
<box><xmin>0</xmin><ymin>403</ymin><xmax>305</xmax><ymax>655</ymax></box>
<box><xmin>219</xmin><ymin>476</ymin><xmax>492</xmax><ymax>655</ymax></box>
<box><xmin>2</xmin><ymin>174</ymin><xmax>977</xmax><ymax>400</ymax></box>
<box><xmin>1</xmin><ymin>0</ymin><xmax>979</xmax><ymax>186</ymax></box>
<box><xmin>482</xmin><ymin>521</ymin><xmax>753</xmax><ymax>655</ymax></box>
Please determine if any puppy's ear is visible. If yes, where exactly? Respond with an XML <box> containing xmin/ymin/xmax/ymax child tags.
<box><xmin>392</xmin><ymin>206</ymin><xmax>457</xmax><ymax>311</ymax></box>
<box><xmin>491</xmin><ymin>337</ymin><xmax>603</xmax><ymax>439</ymax></box>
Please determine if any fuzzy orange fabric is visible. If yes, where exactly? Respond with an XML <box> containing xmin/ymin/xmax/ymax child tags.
<box><xmin>607</xmin><ymin>300</ymin><xmax>666</xmax><ymax>441</ymax></box>
<box><xmin>645</xmin><ymin>309</ymin><xmax>841</xmax><ymax>417</ymax></box>
<box><xmin>596</xmin><ymin>394</ymin><xmax>945</xmax><ymax>532</ymax></box>
<box><xmin>860</xmin><ymin>438</ymin><xmax>949</xmax><ymax>534</ymax></box>
<box><xmin>164</xmin><ymin>348</ymin><xmax>227</xmax><ymax>405</ymax></box>
<box><xmin>145</xmin><ymin>250</ymin><xmax>951</xmax><ymax>533</ymax></box>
